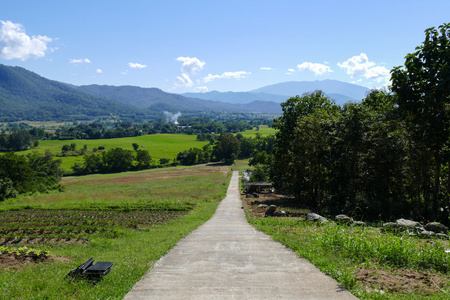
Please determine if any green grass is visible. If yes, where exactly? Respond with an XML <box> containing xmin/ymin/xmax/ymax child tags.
<box><xmin>240</xmin><ymin>125</ymin><xmax>276</xmax><ymax>137</ymax></box>
<box><xmin>0</xmin><ymin>164</ymin><xmax>231</xmax><ymax>299</ymax></box>
<box><xmin>234</xmin><ymin>158</ymin><xmax>251</xmax><ymax>172</ymax></box>
<box><xmin>22</xmin><ymin>134</ymin><xmax>209</xmax><ymax>171</ymax></box>
<box><xmin>246</xmin><ymin>216</ymin><xmax>450</xmax><ymax>299</ymax></box>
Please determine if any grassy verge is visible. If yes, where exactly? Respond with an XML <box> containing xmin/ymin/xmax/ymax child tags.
<box><xmin>0</xmin><ymin>164</ymin><xmax>231</xmax><ymax>299</ymax></box>
<box><xmin>234</xmin><ymin>158</ymin><xmax>251</xmax><ymax>172</ymax></box>
<box><xmin>246</xmin><ymin>213</ymin><xmax>450</xmax><ymax>299</ymax></box>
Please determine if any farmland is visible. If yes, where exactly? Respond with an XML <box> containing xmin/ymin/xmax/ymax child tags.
<box><xmin>240</xmin><ymin>125</ymin><xmax>276</xmax><ymax>137</ymax></box>
<box><xmin>23</xmin><ymin>134</ymin><xmax>210</xmax><ymax>171</ymax></box>
<box><xmin>0</xmin><ymin>163</ymin><xmax>231</xmax><ymax>299</ymax></box>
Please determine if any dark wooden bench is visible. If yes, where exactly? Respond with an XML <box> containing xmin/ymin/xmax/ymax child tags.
<box><xmin>67</xmin><ymin>258</ymin><xmax>113</xmax><ymax>279</ymax></box>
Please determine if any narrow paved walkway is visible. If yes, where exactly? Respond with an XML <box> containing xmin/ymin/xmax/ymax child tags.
<box><xmin>124</xmin><ymin>171</ymin><xmax>358</xmax><ymax>299</ymax></box>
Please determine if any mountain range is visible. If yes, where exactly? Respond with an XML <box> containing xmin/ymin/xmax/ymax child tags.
<box><xmin>183</xmin><ymin>80</ymin><xmax>370</xmax><ymax>105</ymax></box>
<box><xmin>0</xmin><ymin>63</ymin><xmax>371</xmax><ymax>122</ymax></box>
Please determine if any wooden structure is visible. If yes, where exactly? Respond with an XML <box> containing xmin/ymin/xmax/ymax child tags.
<box><xmin>244</xmin><ymin>181</ymin><xmax>273</xmax><ymax>193</ymax></box>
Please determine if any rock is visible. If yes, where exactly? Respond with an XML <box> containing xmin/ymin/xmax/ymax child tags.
<box><xmin>381</xmin><ymin>222</ymin><xmax>400</xmax><ymax>233</ymax></box>
<box><xmin>265</xmin><ymin>205</ymin><xmax>277</xmax><ymax>217</ymax></box>
<box><xmin>420</xmin><ymin>230</ymin><xmax>435</xmax><ymax>237</ymax></box>
<box><xmin>353</xmin><ymin>221</ymin><xmax>366</xmax><ymax>226</ymax></box>
<box><xmin>435</xmin><ymin>233</ymin><xmax>449</xmax><ymax>240</ymax></box>
<box><xmin>273</xmin><ymin>210</ymin><xmax>286</xmax><ymax>217</ymax></box>
<box><xmin>246</xmin><ymin>194</ymin><xmax>254</xmax><ymax>198</ymax></box>
<box><xmin>396</xmin><ymin>218</ymin><xmax>423</xmax><ymax>229</ymax></box>
<box><xmin>425</xmin><ymin>222</ymin><xmax>448</xmax><ymax>234</ymax></box>
<box><xmin>253</xmin><ymin>193</ymin><xmax>259</xmax><ymax>198</ymax></box>
<box><xmin>306</xmin><ymin>213</ymin><xmax>328</xmax><ymax>223</ymax></box>
<box><xmin>381</xmin><ymin>219</ymin><xmax>425</xmax><ymax>234</ymax></box>
<box><xmin>257</xmin><ymin>204</ymin><xmax>268</xmax><ymax>209</ymax></box>
<box><xmin>335</xmin><ymin>214</ymin><xmax>354</xmax><ymax>225</ymax></box>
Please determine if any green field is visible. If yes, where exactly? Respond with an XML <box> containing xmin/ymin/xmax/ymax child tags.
<box><xmin>0</xmin><ymin>164</ymin><xmax>231</xmax><ymax>299</ymax></box>
<box><xmin>23</xmin><ymin>134</ymin><xmax>209</xmax><ymax>171</ymax></box>
<box><xmin>240</xmin><ymin>125</ymin><xmax>276</xmax><ymax>137</ymax></box>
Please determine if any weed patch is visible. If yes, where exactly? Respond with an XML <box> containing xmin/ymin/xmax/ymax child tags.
<box><xmin>243</xmin><ymin>193</ymin><xmax>450</xmax><ymax>299</ymax></box>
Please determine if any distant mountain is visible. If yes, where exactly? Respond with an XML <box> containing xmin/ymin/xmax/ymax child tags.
<box><xmin>250</xmin><ymin>80</ymin><xmax>370</xmax><ymax>104</ymax></box>
<box><xmin>182</xmin><ymin>91</ymin><xmax>287</xmax><ymax>104</ymax></box>
<box><xmin>0</xmin><ymin>64</ymin><xmax>282</xmax><ymax>122</ymax></box>
<box><xmin>77</xmin><ymin>85</ymin><xmax>235</xmax><ymax>112</ymax></box>
<box><xmin>77</xmin><ymin>85</ymin><xmax>282</xmax><ymax>114</ymax></box>
<box><xmin>0</xmin><ymin>64</ymin><xmax>147</xmax><ymax>122</ymax></box>
<box><xmin>181</xmin><ymin>80</ymin><xmax>370</xmax><ymax>107</ymax></box>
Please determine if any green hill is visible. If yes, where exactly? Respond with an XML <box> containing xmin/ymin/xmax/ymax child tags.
<box><xmin>0</xmin><ymin>64</ymin><xmax>148</xmax><ymax>122</ymax></box>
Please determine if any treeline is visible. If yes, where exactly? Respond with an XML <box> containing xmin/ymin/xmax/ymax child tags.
<box><xmin>0</xmin><ymin>152</ymin><xmax>63</xmax><ymax>201</ymax></box>
<box><xmin>54</xmin><ymin>119</ymin><xmax>254</xmax><ymax>140</ymax></box>
<box><xmin>0</xmin><ymin>127</ymin><xmax>49</xmax><ymax>151</ymax></box>
<box><xmin>71</xmin><ymin>147</ymin><xmax>165</xmax><ymax>175</ymax></box>
<box><xmin>177</xmin><ymin>133</ymin><xmax>274</xmax><ymax>166</ymax></box>
<box><xmin>0</xmin><ymin>116</ymin><xmax>270</xmax><ymax>148</ymax></box>
<box><xmin>267</xmin><ymin>24</ymin><xmax>450</xmax><ymax>224</ymax></box>
<box><xmin>271</xmin><ymin>89</ymin><xmax>449</xmax><ymax>223</ymax></box>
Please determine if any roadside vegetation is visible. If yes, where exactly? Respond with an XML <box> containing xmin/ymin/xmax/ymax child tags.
<box><xmin>0</xmin><ymin>164</ymin><xmax>231</xmax><ymax>299</ymax></box>
<box><xmin>249</xmin><ymin>24</ymin><xmax>450</xmax><ymax>225</ymax></box>
<box><xmin>242</xmin><ymin>193</ymin><xmax>450</xmax><ymax>299</ymax></box>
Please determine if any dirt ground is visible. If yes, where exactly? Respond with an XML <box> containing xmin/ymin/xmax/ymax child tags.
<box><xmin>0</xmin><ymin>252</ymin><xmax>70</xmax><ymax>270</ymax></box>
<box><xmin>355</xmin><ymin>266</ymin><xmax>449</xmax><ymax>295</ymax></box>
<box><xmin>241</xmin><ymin>190</ymin><xmax>450</xmax><ymax>296</ymax></box>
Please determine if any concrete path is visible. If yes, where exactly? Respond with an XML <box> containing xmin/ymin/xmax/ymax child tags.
<box><xmin>124</xmin><ymin>171</ymin><xmax>358</xmax><ymax>300</ymax></box>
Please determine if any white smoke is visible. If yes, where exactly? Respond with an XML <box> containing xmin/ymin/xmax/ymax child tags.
<box><xmin>163</xmin><ymin>111</ymin><xmax>182</xmax><ymax>125</ymax></box>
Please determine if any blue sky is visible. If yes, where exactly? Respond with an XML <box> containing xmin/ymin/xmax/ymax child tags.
<box><xmin>1</xmin><ymin>0</ymin><xmax>449</xmax><ymax>93</ymax></box>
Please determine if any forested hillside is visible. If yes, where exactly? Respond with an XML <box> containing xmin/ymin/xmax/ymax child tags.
<box><xmin>0</xmin><ymin>64</ymin><xmax>149</xmax><ymax>122</ymax></box>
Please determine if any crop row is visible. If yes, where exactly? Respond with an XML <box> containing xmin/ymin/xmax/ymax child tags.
<box><xmin>0</xmin><ymin>209</ymin><xmax>187</xmax><ymax>241</ymax></box>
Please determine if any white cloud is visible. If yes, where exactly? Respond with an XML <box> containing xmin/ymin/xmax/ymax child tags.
<box><xmin>96</xmin><ymin>69</ymin><xmax>102</xmax><ymax>74</ymax></box>
<box><xmin>0</xmin><ymin>20</ymin><xmax>53</xmax><ymax>61</ymax></box>
<box><xmin>338</xmin><ymin>53</ymin><xmax>389</xmax><ymax>83</ymax></box>
<box><xmin>202</xmin><ymin>71</ymin><xmax>251</xmax><ymax>83</ymax></box>
<box><xmin>288</xmin><ymin>68</ymin><xmax>295</xmax><ymax>73</ymax></box>
<box><xmin>70</xmin><ymin>58</ymin><xmax>91</xmax><ymax>64</ymax></box>
<box><xmin>365</xmin><ymin>65</ymin><xmax>390</xmax><ymax>82</ymax></box>
<box><xmin>260</xmin><ymin>67</ymin><xmax>272</xmax><ymax>70</ymax></box>
<box><xmin>176</xmin><ymin>56</ymin><xmax>205</xmax><ymax>75</ymax></box>
<box><xmin>174</xmin><ymin>73</ymin><xmax>193</xmax><ymax>88</ymax></box>
<box><xmin>194</xmin><ymin>86</ymin><xmax>208</xmax><ymax>93</ymax></box>
<box><xmin>128</xmin><ymin>62</ymin><xmax>147</xmax><ymax>69</ymax></box>
<box><xmin>297</xmin><ymin>62</ymin><xmax>333</xmax><ymax>75</ymax></box>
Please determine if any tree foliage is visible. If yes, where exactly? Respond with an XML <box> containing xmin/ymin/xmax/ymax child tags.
<box><xmin>0</xmin><ymin>151</ymin><xmax>63</xmax><ymax>201</ymax></box>
<box><xmin>267</xmin><ymin>24</ymin><xmax>450</xmax><ymax>223</ymax></box>
<box><xmin>212</xmin><ymin>133</ymin><xmax>240</xmax><ymax>165</ymax></box>
<box><xmin>391</xmin><ymin>23</ymin><xmax>450</xmax><ymax>220</ymax></box>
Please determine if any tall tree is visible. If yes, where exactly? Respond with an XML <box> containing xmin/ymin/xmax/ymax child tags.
<box><xmin>213</xmin><ymin>133</ymin><xmax>240</xmax><ymax>165</ymax></box>
<box><xmin>391</xmin><ymin>23</ymin><xmax>450</xmax><ymax>219</ymax></box>
<box><xmin>271</xmin><ymin>91</ymin><xmax>339</xmax><ymax>199</ymax></box>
